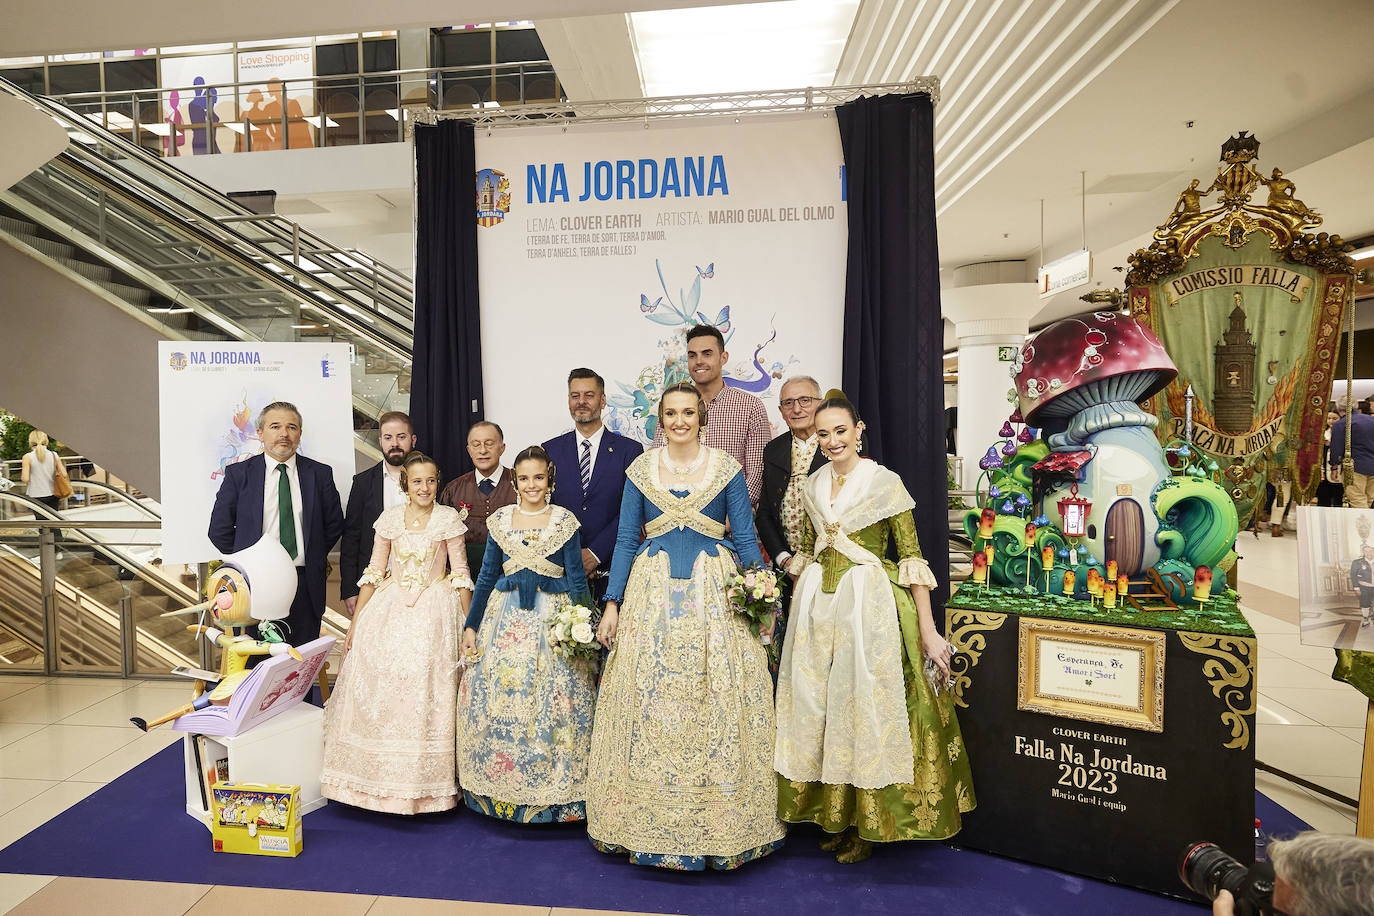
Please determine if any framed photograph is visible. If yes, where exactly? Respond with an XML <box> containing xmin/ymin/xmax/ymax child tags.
<box><xmin>1296</xmin><ymin>506</ymin><xmax>1374</xmax><ymax>650</ymax></box>
<box><xmin>1017</xmin><ymin>618</ymin><xmax>1166</xmax><ymax>732</ymax></box>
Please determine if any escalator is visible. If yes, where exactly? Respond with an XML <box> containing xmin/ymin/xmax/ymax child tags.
<box><xmin>0</xmin><ymin>76</ymin><xmax>420</xmax><ymax>498</ymax></box>
<box><xmin>0</xmin><ymin>483</ymin><xmax>202</xmax><ymax>676</ymax></box>
<box><xmin>0</xmin><ymin>77</ymin><xmax>416</xmax><ymax>675</ymax></box>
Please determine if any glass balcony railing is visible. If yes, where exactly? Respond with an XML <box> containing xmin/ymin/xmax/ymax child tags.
<box><xmin>50</xmin><ymin>61</ymin><xmax>562</xmax><ymax>158</ymax></box>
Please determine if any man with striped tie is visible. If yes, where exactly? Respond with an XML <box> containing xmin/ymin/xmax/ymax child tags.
<box><xmin>543</xmin><ymin>368</ymin><xmax>643</xmax><ymax>601</ymax></box>
<box><xmin>208</xmin><ymin>401</ymin><xmax>344</xmax><ymax>644</ymax></box>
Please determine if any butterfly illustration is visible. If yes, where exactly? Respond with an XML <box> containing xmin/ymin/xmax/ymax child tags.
<box><xmin>694</xmin><ymin>305</ymin><xmax>731</xmax><ymax>336</ymax></box>
<box><xmin>640</xmin><ymin>294</ymin><xmax>663</xmax><ymax>313</ymax></box>
<box><xmin>695</xmin><ymin>263</ymin><xmax>714</xmax><ymax>278</ymax></box>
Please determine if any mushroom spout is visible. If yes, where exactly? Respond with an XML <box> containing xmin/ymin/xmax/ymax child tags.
<box><xmin>1048</xmin><ymin>399</ymin><xmax>1160</xmax><ymax>449</ymax></box>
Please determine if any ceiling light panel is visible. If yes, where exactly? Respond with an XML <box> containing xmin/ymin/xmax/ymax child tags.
<box><xmin>631</xmin><ymin>0</ymin><xmax>861</xmax><ymax>97</ymax></box>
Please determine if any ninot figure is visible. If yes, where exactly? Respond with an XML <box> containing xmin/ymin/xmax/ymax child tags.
<box><xmin>131</xmin><ymin>535</ymin><xmax>302</xmax><ymax>731</ymax></box>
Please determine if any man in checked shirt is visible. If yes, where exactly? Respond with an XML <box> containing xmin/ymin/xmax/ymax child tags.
<box><xmin>654</xmin><ymin>324</ymin><xmax>772</xmax><ymax>507</ymax></box>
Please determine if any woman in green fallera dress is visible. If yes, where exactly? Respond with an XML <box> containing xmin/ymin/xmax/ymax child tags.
<box><xmin>775</xmin><ymin>397</ymin><xmax>975</xmax><ymax>862</ymax></box>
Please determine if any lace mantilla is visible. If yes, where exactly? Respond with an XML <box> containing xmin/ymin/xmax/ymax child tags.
<box><xmin>626</xmin><ymin>448</ymin><xmax>737</xmax><ymax>538</ymax></box>
<box><xmin>373</xmin><ymin>504</ymin><xmax>468</xmax><ymax>541</ymax></box>
<box><xmin>488</xmin><ymin>505</ymin><xmax>580</xmax><ymax>577</ymax></box>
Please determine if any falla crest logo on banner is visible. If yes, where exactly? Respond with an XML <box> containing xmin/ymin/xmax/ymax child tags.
<box><xmin>476</xmin><ymin>168</ymin><xmax>511</xmax><ymax>227</ymax></box>
<box><xmin>169</xmin><ymin>351</ymin><xmax>189</xmax><ymax>371</ymax></box>
<box><xmin>1124</xmin><ymin>131</ymin><xmax>1356</xmax><ymax>527</ymax></box>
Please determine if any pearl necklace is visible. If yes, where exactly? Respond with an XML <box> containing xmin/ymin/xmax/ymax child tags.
<box><xmin>664</xmin><ymin>445</ymin><xmax>708</xmax><ymax>477</ymax></box>
<box><xmin>515</xmin><ymin>503</ymin><xmax>551</xmax><ymax>516</ymax></box>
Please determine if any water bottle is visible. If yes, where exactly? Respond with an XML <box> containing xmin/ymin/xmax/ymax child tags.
<box><xmin>1254</xmin><ymin>818</ymin><xmax>1267</xmax><ymax>863</ymax></box>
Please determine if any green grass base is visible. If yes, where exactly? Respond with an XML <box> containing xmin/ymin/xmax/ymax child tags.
<box><xmin>947</xmin><ymin>584</ymin><xmax>1253</xmax><ymax>637</ymax></box>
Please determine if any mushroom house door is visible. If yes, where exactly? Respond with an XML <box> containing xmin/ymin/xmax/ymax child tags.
<box><xmin>1104</xmin><ymin>499</ymin><xmax>1144</xmax><ymax>575</ymax></box>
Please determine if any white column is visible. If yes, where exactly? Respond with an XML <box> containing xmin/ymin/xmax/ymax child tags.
<box><xmin>944</xmin><ymin>270</ymin><xmax>1041</xmax><ymax>491</ymax></box>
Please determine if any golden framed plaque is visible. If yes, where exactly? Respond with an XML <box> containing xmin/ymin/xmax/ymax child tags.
<box><xmin>1017</xmin><ymin>618</ymin><xmax>1166</xmax><ymax>732</ymax></box>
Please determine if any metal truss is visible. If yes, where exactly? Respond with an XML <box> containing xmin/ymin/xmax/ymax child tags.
<box><xmin>409</xmin><ymin>78</ymin><xmax>938</xmax><ymax>133</ymax></box>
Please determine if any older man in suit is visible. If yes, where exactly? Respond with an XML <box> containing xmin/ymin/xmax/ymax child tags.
<box><xmin>757</xmin><ymin>376</ymin><xmax>826</xmax><ymax>573</ymax></box>
<box><xmin>208</xmin><ymin>400</ymin><xmax>344</xmax><ymax>644</ymax></box>
<box><xmin>340</xmin><ymin>410</ymin><xmax>416</xmax><ymax>613</ymax></box>
<box><xmin>543</xmin><ymin>368</ymin><xmax>643</xmax><ymax>600</ymax></box>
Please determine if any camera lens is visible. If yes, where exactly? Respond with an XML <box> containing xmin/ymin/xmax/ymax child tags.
<box><xmin>1179</xmin><ymin>842</ymin><xmax>1249</xmax><ymax>900</ymax></box>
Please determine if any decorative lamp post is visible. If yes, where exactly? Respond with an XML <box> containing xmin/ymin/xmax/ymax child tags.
<box><xmin>1118</xmin><ymin>574</ymin><xmax>1130</xmax><ymax>608</ymax></box>
<box><xmin>1087</xmin><ymin>568</ymin><xmax>1102</xmax><ymax>606</ymax></box>
<box><xmin>1041</xmin><ymin>545</ymin><xmax>1055</xmax><ymax>594</ymax></box>
<box><xmin>1102</xmin><ymin>579</ymin><xmax>1118</xmax><ymax>609</ymax></box>
<box><xmin>1062</xmin><ymin>569</ymin><xmax>1076</xmax><ymax>599</ymax></box>
<box><xmin>1024</xmin><ymin>523</ymin><xmax>1037</xmax><ymax>586</ymax></box>
<box><xmin>1056</xmin><ymin>483</ymin><xmax>1091</xmax><ymax>538</ymax></box>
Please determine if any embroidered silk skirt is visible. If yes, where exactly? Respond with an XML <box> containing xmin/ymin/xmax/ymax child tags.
<box><xmin>776</xmin><ymin>575</ymin><xmax>976</xmax><ymax>842</ymax></box>
<box><xmin>586</xmin><ymin>550</ymin><xmax>786</xmax><ymax>869</ymax></box>
<box><xmin>457</xmin><ymin>588</ymin><xmax>596</xmax><ymax>823</ymax></box>
<box><xmin>321</xmin><ymin>581</ymin><xmax>460</xmax><ymax>814</ymax></box>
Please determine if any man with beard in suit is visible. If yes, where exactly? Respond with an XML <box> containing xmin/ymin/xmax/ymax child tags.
<box><xmin>340</xmin><ymin>411</ymin><xmax>417</xmax><ymax>614</ymax></box>
<box><xmin>543</xmin><ymin>368</ymin><xmax>643</xmax><ymax>601</ymax></box>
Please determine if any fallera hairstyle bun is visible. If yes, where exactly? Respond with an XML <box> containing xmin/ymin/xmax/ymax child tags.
<box><xmin>657</xmin><ymin>381</ymin><xmax>709</xmax><ymax>430</ymax></box>
<box><xmin>513</xmin><ymin>445</ymin><xmax>556</xmax><ymax>493</ymax></box>
<box><xmin>815</xmin><ymin>396</ymin><xmax>859</xmax><ymax>425</ymax></box>
<box><xmin>398</xmin><ymin>451</ymin><xmax>440</xmax><ymax>493</ymax></box>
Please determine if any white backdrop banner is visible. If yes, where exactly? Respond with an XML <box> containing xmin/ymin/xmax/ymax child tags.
<box><xmin>473</xmin><ymin>112</ymin><xmax>847</xmax><ymax>452</ymax></box>
<box><xmin>157</xmin><ymin>341</ymin><xmax>355</xmax><ymax>564</ymax></box>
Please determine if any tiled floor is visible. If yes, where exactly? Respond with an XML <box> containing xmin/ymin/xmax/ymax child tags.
<box><xmin>0</xmin><ymin>530</ymin><xmax>1365</xmax><ymax>914</ymax></box>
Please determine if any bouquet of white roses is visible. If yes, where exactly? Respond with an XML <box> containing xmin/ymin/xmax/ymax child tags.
<box><xmin>549</xmin><ymin>602</ymin><xmax>600</xmax><ymax>662</ymax></box>
<box><xmin>727</xmin><ymin>566</ymin><xmax>783</xmax><ymax>644</ymax></box>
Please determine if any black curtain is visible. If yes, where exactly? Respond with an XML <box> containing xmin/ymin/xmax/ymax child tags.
<box><xmin>837</xmin><ymin>92</ymin><xmax>950</xmax><ymax>616</ymax></box>
<box><xmin>412</xmin><ymin>119</ymin><xmax>482</xmax><ymax>479</ymax></box>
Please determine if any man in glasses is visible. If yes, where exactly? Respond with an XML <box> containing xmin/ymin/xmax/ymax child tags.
<box><xmin>755</xmin><ymin>376</ymin><xmax>826</xmax><ymax>682</ymax></box>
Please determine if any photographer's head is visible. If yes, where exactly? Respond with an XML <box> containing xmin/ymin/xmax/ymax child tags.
<box><xmin>1265</xmin><ymin>832</ymin><xmax>1374</xmax><ymax>916</ymax></box>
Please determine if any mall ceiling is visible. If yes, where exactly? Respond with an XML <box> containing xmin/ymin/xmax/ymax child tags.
<box><xmin>0</xmin><ymin>1</ymin><xmax>748</xmax><ymax>57</ymax></box>
<box><xmin>12</xmin><ymin>0</ymin><xmax>1373</xmax><ymax>333</ymax></box>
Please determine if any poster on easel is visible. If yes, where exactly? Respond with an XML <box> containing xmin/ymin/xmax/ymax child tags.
<box><xmin>156</xmin><ymin>341</ymin><xmax>354</xmax><ymax>564</ymax></box>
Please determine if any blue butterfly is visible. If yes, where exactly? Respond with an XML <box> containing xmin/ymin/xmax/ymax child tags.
<box><xmin>694</xmin><ymin>305</ymin><xmax>731</xmax><ymax>336</ymax></box>
<box><xmin>696</xmin><ymin>263</ymin><xmax>714</xmax><ymax>278</ymax></box>
<box><xmin>640</xmin><ymin>294</ymin><xmax>663</xmax><ymax>313</ymax></box>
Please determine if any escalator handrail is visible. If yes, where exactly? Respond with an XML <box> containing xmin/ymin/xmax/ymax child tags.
<box><xmin>0</xmin><ymin>75</ymin><xmax>415</xmax><ymax>320</ymax></box>
<box><xmin>65</xmin><ymin>479</ymin><xmax>161</xmax><ymax>520</ymax></box>
<box><xmin>15</xmin><ymin>154</ymin><xmax>413</xmax><ymax>362</ymax></box>
<box><xmin>39</xmin><ymin>152</ymin><xmax>414</xmax><ymax>354</ymax></box>
<box><xmin>0</xmin><ymin>492</ymin><xmax>199</xmax><ymax>605</ymax></box>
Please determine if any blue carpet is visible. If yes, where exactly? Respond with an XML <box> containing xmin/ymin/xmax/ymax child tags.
<box><xmin>0</xmin><ymin>744</ymin><xmax>1308</xmax><ymax>915</ymax></box>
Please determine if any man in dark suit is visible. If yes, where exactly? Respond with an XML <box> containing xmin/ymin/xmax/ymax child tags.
<box><xmin>757</xmin><ymin>376</ymin><xmax>826</xmax><ymax>573</ymax></box>
<box><xmin>340</xmin><ymin>410</ymin><xmax>416</xmax><ymax>614</ymax></box>
<box><xmin>208</xmin><ymin>400</ymin><xmax>344</xmax><ymax>644</ymax></box>
<box><xmin>543</xmin><ymin>368</ymin><xmax>643</xmax><ymax>600</ymax></box>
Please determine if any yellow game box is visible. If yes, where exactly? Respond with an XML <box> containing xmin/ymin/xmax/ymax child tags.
<box><xmin>211</xmin><ymin>783</ymin><xmax>302</xmax><ymax>857</ymax></box>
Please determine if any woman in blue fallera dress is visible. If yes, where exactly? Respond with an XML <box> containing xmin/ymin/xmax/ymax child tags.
<box><xmin>586</xmin><ymin>382</ymin><xmax>786</xmax><ymax>870</ymax></box>
<box><xmin>457</xmin><ymin>446</ymin><xmax>597</xmax><ymax>822</ymax></box>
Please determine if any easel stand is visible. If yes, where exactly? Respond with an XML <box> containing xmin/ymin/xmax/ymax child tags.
<box><xmin>1360</xmin><ymin>699</ymin><xmax>1374</xmax><ymax>838</ymax></box>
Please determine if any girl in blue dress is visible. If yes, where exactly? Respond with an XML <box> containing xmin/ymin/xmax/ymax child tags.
<box><xmin>457</xmin><ymin>445</ymin><xmax>596</xmax><ymax>822</ymax></box>
<box><xmin>586</xmin><ymin>382</ymin><xmax>785</xmax><ymax>869</ymax></box>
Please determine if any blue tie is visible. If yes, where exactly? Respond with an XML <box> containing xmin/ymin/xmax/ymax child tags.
<box><xmin>478</xmin><ymin>478</ymin><xmax>494</xmax><ymax>496</ymax></box>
